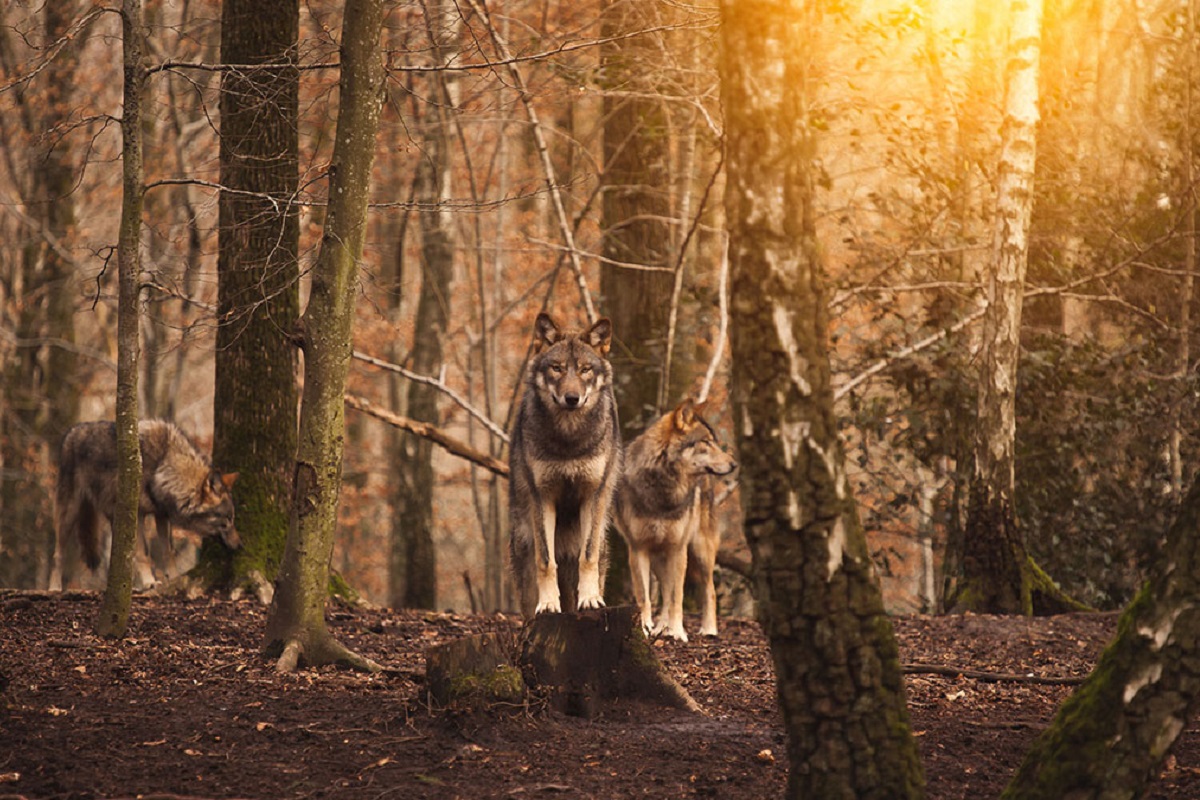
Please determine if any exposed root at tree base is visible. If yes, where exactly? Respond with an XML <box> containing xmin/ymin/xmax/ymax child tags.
<box><xmin>270</xmin><ymin>631</ymin><xmax>383</xmax><ymax>674</ymax></box>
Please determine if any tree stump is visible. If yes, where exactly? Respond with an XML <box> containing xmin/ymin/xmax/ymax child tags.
<box><xmin>424</xmin><ymin>605</ymin><xmax>700</xmax><ymax>718</ymax></box>
<box><xmin>426</xmin><ymin>630</ymin><xmax>524</xmax><ymax>707</ymax></box>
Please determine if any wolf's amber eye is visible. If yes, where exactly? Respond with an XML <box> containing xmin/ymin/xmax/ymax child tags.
<box><xmin>579</xmin><ymin>366</ymin><xmax>592</xmax><ymax>376</ymax></box>
<box><xmin>548</xmin><ymin>364</ymin><xmax>565</xmax><ymax>375</ymax></box>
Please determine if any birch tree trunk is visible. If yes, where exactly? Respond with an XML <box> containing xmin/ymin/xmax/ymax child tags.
<box><xmin>96</xmin><ymin>0</ymin><xmax>145</xmax><ymax>639</ymax></box>
<box><xmin>957</xmin><ymin>0</ymin><xmax>1043</xmax><ymax>615</ymax></box>
<box><xmin>204</xmin><ymin>0</ymin><xmax>301</xmax><ymax>595</ymax></box>
<box><xmin>389</xmin><ymin>0</ymin><xmax>457</xmax><ymax>610</ymax></box>
<box><xmin>719</xmin><ymin>1</ymin><xmax>925</xmax><ymax>796</ymax></box>
<box><xmin>262</xmin><ymin>0</ymin><xmax>385</xmax><ymax>672</ymax></box>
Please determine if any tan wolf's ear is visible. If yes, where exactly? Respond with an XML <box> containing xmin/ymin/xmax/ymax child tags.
<box><xmin>221</xmin><ymin>472</ymin><xmax>239</xmax><ymax>490</ymax></box>
<box><xmin>673</xmin><ymin>398</ymin><xmax>696</xmax><ymax>430</ymax></box>
<box><xmin>534</xmin><ymin>313</ymin><xmax>561</xmax><ymax>351</ymax></box>
<box><xmin>587</xmin><ymin>318</ymin><xmax>612</xmax><ymax>357</ymax></box>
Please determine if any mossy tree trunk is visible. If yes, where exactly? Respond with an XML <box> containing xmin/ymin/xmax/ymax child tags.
<box><xmin>204</xmin><ymin>0</ymin><xmax>301</xmax><ymax>594</ymax></box>
<box><xmin>1003</xmin><ymin>473</ymin><xmax>1200</xmax><ymax>797</ymax></box>
<box><xmin>261</xmin><ymin>0</ymin><xmax>385</xmax><ymax>672</ymax></box>
<box><xmin>719</xmin><ymin>1</ymin><xmax>925</xmax><ymax>796</ymax></box>
<box><xmin>96</xmin><ymin>0</ymin><xmax>145</xmax><ymax>639</ymax></box>
<box><xmin>0</xmin><ymin>0</ymin><xmax>83</xmax><ymax>589</ymax></box>
<box><xmin>388</xmin><ymin>0</ymin><xmax>457</xmax><ymax>610</ymax></box>
<box><xmin>958</xmin><ymin>0</ymin><xmax>1043</xmax><ymax>615</ymax></box>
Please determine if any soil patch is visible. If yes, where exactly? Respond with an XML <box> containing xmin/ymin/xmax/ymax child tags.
<box><xmin>2</xmin><ymin>593</ymin><xmax>1198</xmax><ymax>798</ymax></box>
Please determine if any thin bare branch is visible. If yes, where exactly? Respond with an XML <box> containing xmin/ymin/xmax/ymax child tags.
<box><xmin>351</xmin><ymin>350</ymin><xmax>509</xmax><ymax>442</ymax></box>
<box><xmin>344</xmin><ymin>394</ymin><xmax>509</xmax><ymax>477</ymax></box>
<box><xmin>463</xmin><ymin>0</ymin><xmax>597</xmax><ymax>323</ymax></box>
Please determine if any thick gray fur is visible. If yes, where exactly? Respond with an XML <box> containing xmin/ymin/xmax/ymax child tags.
<box><xmin>508</xmin><ymin>313</ymin><xmax>622</xmax><ymax>617</ymax></box>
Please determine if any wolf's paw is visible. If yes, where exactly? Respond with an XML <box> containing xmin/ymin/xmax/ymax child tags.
<box><xmin>653</xmin><ymin>622</ymin><xmax>689</xmax><ymax>642</ymax></box>
<box><xmin>535</xmin><ymin>597</ymin><xmax>562</xmax><ymax>614</ymax></box>
<box><xmin>576</xmin><ymin>594</ymin><xmax>606</xmax><ymax>611</ymax></box>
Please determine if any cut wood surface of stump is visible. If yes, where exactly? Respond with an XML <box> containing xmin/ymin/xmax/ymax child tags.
<box><xmin>424</xmin><ymin>605</ymin><xmax>699</xmax><ymax>717</ymax></box>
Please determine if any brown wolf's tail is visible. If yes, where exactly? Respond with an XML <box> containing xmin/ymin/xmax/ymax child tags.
<box><xmin>55</xmin><ymin>439</ymin><xmax>102</xmax><ymax>571</ymax></box>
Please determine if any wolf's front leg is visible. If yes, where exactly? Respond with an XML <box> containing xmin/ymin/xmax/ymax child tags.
<box><xmin>576</xmin><ymin>501</ymin><xmax>606</xmax><ymax>610</ymax></box>
<box><xmin>653</xmin><ymin>547</ymin><xmax>690</xmax><ymax>642</ymax></box>
<box><xmin>534</xmin><ymin>500</ymin><xmax>561</xmax><ymax>614</ymax></box>
<box><xmin>627</xmin><ymin>544</ymin><xmax>655</xmax><ymax>633</ymax></box>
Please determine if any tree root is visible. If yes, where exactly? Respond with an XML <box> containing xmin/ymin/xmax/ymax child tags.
<box><xmin>269</xmin><ymin>629</ymin><xmax>383</xmax><ymax>674</ymax></box>
<box><xmin>1028</xmin><ymin>557</ymin><xmax>1095</xmax><ymax>615</ymax></box>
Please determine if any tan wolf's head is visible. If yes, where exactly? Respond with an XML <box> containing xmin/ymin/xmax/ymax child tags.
<box><xmin>531</xmin><ymin>313</ymin><xmax>613</xmax><ymax>411</ymax></box>
<box><xmin>663</xmin><ymin>399</ymin><xmax>738</xmax><ymax>477</ymax></box>
<box><xmin>187</xmin><ymin>469</ymin><xmax>241</xmax><ymax>550</ymax></box>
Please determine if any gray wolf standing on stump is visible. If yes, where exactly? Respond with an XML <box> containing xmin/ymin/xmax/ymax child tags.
<box><xmin>54</xmin><ymin>419</ymin><xmax>240</xmax><ymax>582</ymax></box>
<box><xmin>509</xmin><ymin>312</ymin><xmax>622</xmax><ymax>617</ymax></box>
<box><xmin>613</xmin><ymin>400</ymin><xmax>737</xmax><ymax>641</ymax></box>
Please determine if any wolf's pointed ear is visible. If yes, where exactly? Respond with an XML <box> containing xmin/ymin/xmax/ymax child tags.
<box><xmin>674</xmin><ymin>398</ymin><xmax>696</xmax><ymax>430</ymax></box>
<box><xmin>587</xmin><ymin>317</ymin><xmax>613</xmax><ymax>357</ymax></box>
<box><xmin>221</xmin><ymin>472</ymin><xmax>239</xmax><ymax>490</ymax></box>
<box><xmin>534</xmin><ymin>313</ymin><xmax>561</xmax><ymax>351</ymax></box>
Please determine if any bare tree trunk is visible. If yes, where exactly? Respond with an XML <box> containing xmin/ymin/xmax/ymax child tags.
<box><xmin>598</xmin><ymin>0</ymin><xmax>674</xmax><ymax>435</ymax></box>
<box><xmin>203</xmin><ymin>0</ymin><xmax>301</xmax><ymax>595</ymax></box>
<box><xmin>0</xmin><ymin>0</ymin><xmax>84</xmax><ymax>589</ymax></box>
<box><xmin>957</xmin><ymin>0</ymin><xmax>1044</xmax><ymax>615</ymax></box>
<box><xmin>719</xmin><ymin>1</ymin><xmax>925</xmax><ymax>796</ymax></box>
<box><xmin>96</xmin><ymin>0</ymin><xmax>145</xmax><ymax>639</ymax></box>
<box><xmin>262</xmin><ymin>0</ymin><xmax>385</xmax><ymax>672</ymax></box>
<box><xmin>389</xmin><ymin>0</ymin><xmax>457</xmax><ymax>610</ymax></box>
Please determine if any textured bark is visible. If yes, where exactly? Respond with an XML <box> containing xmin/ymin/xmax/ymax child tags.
<box><xmin>597</xmin><ymin>0</ymin><xmax>676</xmax><ymax>605</ymax></box>
<box><xmin>96</xmin><ymin>0</ymin><xmax>145</xmax><ymax>639</ymax></box>
<box><xmin>598</xmin><ymin>0</ymin><xmax>674</xmax><ymax>435</ymax></box>
<box><xmin>0</xmin><ymin>0</ymin><xmax>83</xmax><ymax>589</ymax></box>
<box><xmin>719</xmin><ymin>1</ymin><xmax>925</xmax><ymax>797</ymax></box>
<box><xmin>204</xmin><ymin>0</ymin><xmax>301</xmax><ymax>594</ymax></box>
<box><xmin>261</xmin><ymin>0</ymin><xmax>385</xmax><ymax>672</ymax></box>
<box><xmin>389</xmin><ymin>0</ymin><xmax>456</xmax><ymax>610</ymax></box>
<box><xmin>1003</xmin><ymin>475</ymin><xmax>1200</xmax><ymax>798</ymax></box>
<box><xmin>958</xmin><ymin>0</ymin><xmax>1043</xmax><ymax>615</ymax></box>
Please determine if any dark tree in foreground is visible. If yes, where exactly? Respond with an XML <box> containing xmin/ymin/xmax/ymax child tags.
<box><xmin>95</xmin><ymin>0</ymin><xmax>146</xmax><ymax>639</ymax></box>
<box><xmin>718</xmin><ymin>0</ymin><xmax>925</xmax><ymax>796</ymax></box>
<box><xmin>204</xmin><ymin>0</ymin><xmax>301</xmax><ymax>596</ymax></box>
<box><xmin>1004</xmin><ymin>470</ymin><xmax>1200</xmax><ymax>797</ymax></box>
<box><xmin>261</xmin><ymin>0</ymin><xmax>385</xmax><ymax>672</ymax></box>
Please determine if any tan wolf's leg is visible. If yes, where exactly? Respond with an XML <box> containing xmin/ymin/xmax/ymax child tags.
<box><xmin>576</xmin><ymin>500</ymin><xmax>606</xmax><ymax>609</ymax></box>
<box><xmin>627</xmin><ymin>544</ymin><xmax>655</xmax><ymax>633</ymax></box>
<box><xmin>534</xmin><ymin>500</ymin><xmax>560</xmax><ymax>614</ymax></box>
<box><xmin>692</xmin><ymin>527</ymin><xmax>719</xmax><ymax>637</ymax></box>
<box><xmin>655</xmin><ymin>547</ymin><xmax>689</xmax><ymax>642</ymax></box>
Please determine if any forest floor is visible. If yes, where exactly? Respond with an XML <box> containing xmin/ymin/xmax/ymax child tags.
<box><xmin>2</xmin><ymin>592</ymin><xmax>1199</xmax><ymax>799</ymax></box>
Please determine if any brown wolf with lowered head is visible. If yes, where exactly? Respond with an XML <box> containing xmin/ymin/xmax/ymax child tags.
<box><xmin>54</xmin><ymin>420</ymin><xmax>240</xmax><ymax>583</ymax></box>
<box><xmin>508</xmin><ymin>313</ymin><xmax>622</xmax><ymax>617</ymax></box>
<box><xmin>613</xmin><ymin>399</ymin><xmax>737</xmax><ymax>641</ymax></box>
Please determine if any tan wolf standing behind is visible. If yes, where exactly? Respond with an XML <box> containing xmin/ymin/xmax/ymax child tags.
<box><xmin>613</xmin><ymin>399</ymin><xmax>737</xmax><ymax>641</ymax></box>
<box><xmin>54</xmin><ymin>419</ymin><xmax>240</xmax><ymax>585</ymax></box>
<box><xmin>508</xmin><ymin>313</ymin><xmax>622</xmax><ymax>617</ymax></box>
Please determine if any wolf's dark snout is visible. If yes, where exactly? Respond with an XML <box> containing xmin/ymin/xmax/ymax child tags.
<box><xmin>563</xmin><ymin>392</ymin><xmax>582</xmax><ymax>408</ymax></box>
<box><xmin>222</xmin><ymin>527</ymin><xmax>242</xmax><ymax>550</ymax></box>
